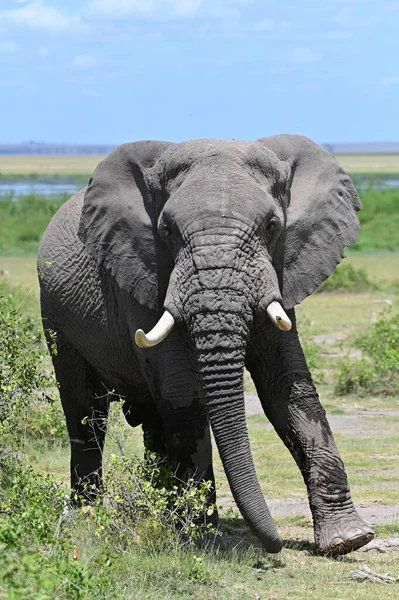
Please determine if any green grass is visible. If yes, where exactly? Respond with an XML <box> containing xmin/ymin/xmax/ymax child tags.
<box><xmin>8</xmin><ymin>406</ymin><xmax>399</xmax><ymax>600</ymax></box>
<box><xmin>0</xmin><ymin>194</ymin><xmax>66</xmax><ymax>255</ymax></box>
<box><xmin>2</xmin><ymin>268</ymin><xmax>399</xmax><ymax>598</ymax></box>
<box><xmin>352</xmin><ymin>188</ymin><xmax>399</xmax><ymax>252</ymax></box>
<box><xmin>0</xmin><ymin>185</ymin><xmax>398</xmax><ymax>257</ymax></box>
<box><xmin>1</xmin><ymin>180</ymin><xmax>399</xmax><ymax>598</ymax></box>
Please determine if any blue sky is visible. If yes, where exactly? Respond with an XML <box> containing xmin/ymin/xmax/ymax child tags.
<box><xmin>0</xmin><ymin>0</ymin><xmax>398</xmax><ymax>144</ymax></box>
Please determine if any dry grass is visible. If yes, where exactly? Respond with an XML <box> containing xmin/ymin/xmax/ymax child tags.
<box><xmin>0</xmin><ymin>154</ymin><xmax>104</xmax><ymax>175</ymax></box>
<box><xmin>1</xmin><ymin>152</ymin><xmax>399</xmax><ymax>176</ymax></box>
<box><xmin>334</xmin><ymin>153</ymin><xmax>399</xmax><ymax>173</ymax></box>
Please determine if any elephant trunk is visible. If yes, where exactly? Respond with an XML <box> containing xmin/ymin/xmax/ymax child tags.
<box><xmin>190</xmin><ymin>309</ymin><xmax>282</xmax><ymax>553</ymax></box>
<box><xmin>159</xmin><ymin>223</ymin><xmax>285</xmax><ymax>551</ymax></box>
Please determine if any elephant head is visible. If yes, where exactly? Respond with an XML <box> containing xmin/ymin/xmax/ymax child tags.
<box><xmin>78</xmin><ymin>135</ymin><xmax>360</xmax><ymax>552</ymax></box>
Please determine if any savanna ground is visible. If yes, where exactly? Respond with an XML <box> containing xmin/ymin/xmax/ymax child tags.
<box><xmin>0</xmin><ymin>153</ymin><xmax>399</xmax><ymax>599</ymax></box>
<box><xmin>1</xmin><ymin>150</ymin><xmax>399</xmax><ymax>176</ymax></box>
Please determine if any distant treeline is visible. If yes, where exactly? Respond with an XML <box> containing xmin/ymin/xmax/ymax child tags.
<box><xmin>0</xmin><ymin>143</ymin><xmax>117</xmax><ymax>155</ymax></box>
<box><xmin>2</xmin><ymin>142</ymin><xmax>399</xmax><ymax>155</ymax></box>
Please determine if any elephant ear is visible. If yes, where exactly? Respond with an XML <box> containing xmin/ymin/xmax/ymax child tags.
<box><xmin>257</xmin><ymin>134</ymin><xmax>361</xmax><ymax>309</ymax></box>
<box><xmin>78</xmin><ymin>141</ymin><xmax>173</xmax><ymax>309</ymax></box>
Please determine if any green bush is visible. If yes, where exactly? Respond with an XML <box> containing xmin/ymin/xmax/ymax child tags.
<box><xmin>0</xmin><ymin>451</ymin><xmax>216</xmax><ymax>598</ymax></box>
<box><xmin>102</xmin><ymin>451</ymin><xmax>217</xmax><ymax>551</ymax></box>
<box><xmin>0</xmin><ymin>291</ymin><xmax>216</xmax><ymax>597</ymax></box>
<box><xmin>354</xmin><ymin>188</ymin><xmax>399</xmax><ymax>252</ymax></box>
<box><xmin>0</xmin><ymin>454</ymin><xmax>114</xmax><ymax>599</ymax></box>
<box><xmin>0</xmin><ymin>291</ymin><xmax>67</xmax><ymax>448</ymax></box>
<box><xmin>335</xmin><ymin>309</ymin><xmax>399</xmax><ymax>396</ymax></box>
<box><xmin>316</xmin><ymin>262</ymin><xmax>376</xmax><ymax>293</ymax></box>
<box><xmin>0</xmin><ymin>294</ymin><xmax>51</xmax><ymax>443</ymax></box>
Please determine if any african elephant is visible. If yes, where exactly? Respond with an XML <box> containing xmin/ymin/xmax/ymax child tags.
<box><xmin>38</xmin><ymin>135</ymin><xmax>374</xmax><ymax>555</ymax></box>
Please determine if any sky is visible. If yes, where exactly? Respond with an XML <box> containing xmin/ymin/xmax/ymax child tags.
<box><xmin>0</xmin><ymin>0</ymin><xmax>398</xmax><ymax>145</ymax></box>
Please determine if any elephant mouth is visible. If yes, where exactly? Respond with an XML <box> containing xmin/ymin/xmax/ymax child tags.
<box><xmin>134</xmin><ymin>300</ymin><xmax>291</xmax><ymax>348</ymax></box>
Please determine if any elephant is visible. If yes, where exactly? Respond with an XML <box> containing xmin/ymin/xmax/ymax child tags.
<box><xmin>37</xmin><ymin>134</ymin><xmax>374</xmax><ymax>555</ymax></box>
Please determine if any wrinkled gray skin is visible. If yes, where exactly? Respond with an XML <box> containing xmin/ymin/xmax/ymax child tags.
<box><xmin>38</xmin><ymin>135</ymin><xmax>374</xmax><ymax>555</ymax></box>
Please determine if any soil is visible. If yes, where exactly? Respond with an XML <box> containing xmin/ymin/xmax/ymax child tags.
<box><xmin>240</xmin><ymin>392</ymin><xmax>399</xmax><ymax>534</ymax></box>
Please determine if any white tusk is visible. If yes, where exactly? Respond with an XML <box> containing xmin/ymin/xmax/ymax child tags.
<box><xmin>135</xmin><ymin>311</ymin><xmax>175</xmax><ymax>348</ymax></box>
<box><xmin>266</xmin><ymin>301</ymin><xmax>292</xmax><ymax>331</ymax></box>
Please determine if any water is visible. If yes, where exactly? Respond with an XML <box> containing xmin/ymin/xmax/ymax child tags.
<box><xmin>0</xmin><ymin>175</ymin><xmax>398</xmax><ymax>198</ymax></box>
<box><xmin>0</xmin><ymin>178</ymin><xmax>83</xmax><ymax>197</ymax></box>
<box><xmin>350</xmin><ymin>175</ymin><xmax>399</xmax><ymax>189</ymax></box>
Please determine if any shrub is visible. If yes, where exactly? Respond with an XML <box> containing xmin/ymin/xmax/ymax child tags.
<box><xmin>316</xmin><ymin>262</ymin><xmax>376</xmax><ymax>293</ymax></box>
<box><xmin>335</xmin><ymin>309</ymin><xmax>399</xmax><ymax>396</ymax></box>
<box><xmin>0</xmin><ymin>445</ymin><xmax>216</xmax><ymax>598</ymax></box>
<box><xmin>102</xmin><ymin>451</ymin><xmax>218</xmax><ymax>551</ymax></box>
<box><xmin>334</xmin><ymin>359</ymin><xmax>375</xmax><ymax>396</ymax></box>
<box><xmin>0</xmin><ymin>453</ymin><xmax>113</xmax><ymax>599</ymax></box>
<box><xmin>0</xmin><ymin>291</ymin><xmax>66</xmax><ymax>448</ymax></box>
<box><xmin>354</xmin><ymin>188</ymin><xmax>399</xmax><ymax>252</ymax></box>
<box><xmin>0</xmin><ymin>294</ymin><xmax>51</xmax><ymax>442</ymax></box>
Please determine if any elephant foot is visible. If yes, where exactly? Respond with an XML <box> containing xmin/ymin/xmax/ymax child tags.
<box><xmin>314</xmin><ymin>512</ymin><xmax>374</xmax><ymax>556</ymax></box>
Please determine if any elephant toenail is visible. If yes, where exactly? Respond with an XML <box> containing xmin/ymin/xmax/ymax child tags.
<box><xmin>346</xmin><ymin>528</ymin><xmax>364</xmax><ymax>540</ymax></box>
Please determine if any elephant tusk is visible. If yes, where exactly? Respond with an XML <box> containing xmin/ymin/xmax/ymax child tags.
<box><xmin>135</xmin><ymin>311</ymin><xmax>175</xmax><ymax>348</ymax></box>
<box><xmin>266</xmin><ymin>301</ymin><xmax>292</xmax><ymax>331</ymax></box>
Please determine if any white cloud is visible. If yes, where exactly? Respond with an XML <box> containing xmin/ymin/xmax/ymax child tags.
<box><xmin>82</xmin><ymin>88</ymin><xmax>99</xmax><ymax>97</ymax></box>
<box><xmin>253</xmin><ymin>18</ymin><xmax>274</xmax><ymax>31</ymax></box>
<box><xmin>83</xmin><ymin>0</ymin><xmax>203</xmax><ymax>19</ymax></box>
<box><xmin>295</xmin><ymin>31</ymin><xmax>352</xmax><ymax>41</ymax></box>
<box><xmin>331</xmin><ymin>5</ymin><xmax>355</xmax><ymax>25</ymax></box>
<box><xmin>0</xmin><ymin>1</ymin><xmax>72</xmax><ymax>32</ymax></box>
<box><xmin>288</xmin><ymin>47</ymin><xmax>321</xmax><ymax>63</ymax></box>
<box><xmin>73</xmin><ymin>55</ymin><xmax>97</xmax><ymax>69</ymax></box>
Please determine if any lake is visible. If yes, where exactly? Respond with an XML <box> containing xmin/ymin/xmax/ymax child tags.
<box><xmin>0</xmin><ymin>175</ymin><xmax>398</xmax><ymax>198</ymax></box>
<box><xmin>0</xmin><ymin>176</ymin><xmax>85</xmax><ymax>197</ymax></box>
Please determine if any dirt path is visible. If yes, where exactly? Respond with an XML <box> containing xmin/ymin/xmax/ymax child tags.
<box><xmin>241</xmin><ymin>392</ymin><xmax>399</xmax><ymax>526</ymax></box>
<box><xmin>245</xmin><ymin>392</ymin><xmax>399</xmax><ymax>437</ymax></box>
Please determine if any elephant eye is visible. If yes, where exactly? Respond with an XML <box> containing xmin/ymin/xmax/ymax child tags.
<box><xmin>159</xmin><ymin>221</ymin><xmax>172</xmax><ymax>239</ymax></box>
<box><xmin>266</xmin><ymin>217</ymin><xmax>280</xmax><ymax>235</ymax></box>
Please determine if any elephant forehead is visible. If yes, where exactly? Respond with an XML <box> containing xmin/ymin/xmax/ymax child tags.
<box><xmin>160</xmin><ymin>139</ymin><xmax>280</xmax><ymax>172</ymax></box>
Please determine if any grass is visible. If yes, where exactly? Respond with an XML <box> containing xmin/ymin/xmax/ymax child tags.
<box><xmin>2</xmin><ymin>152</ymin><xmax>399</xmax><ymax>176</ymax></box>
<box><xmin>1</xmin><ymin>186</ymin><xmax>398</xmax><ymax>259</ymax></box>
<box><xmin>334</xmin><ymin>153</ymin><xmax>399</xmax><ymax>173</ymax></box>
<box><xmin>352</xmin><ymin>188</ymin><xmax>399</xmax><ymax>252</ymax></box>
<box><xmin>0</xmin><ymin>194</ymin><xmax>66</xmax><ymax>255</ymax></box>
<box><xmin>16</xmin><ymin>403</ymin><xmax>399</xmax><ymax>599</ymax></box>
<box><xmin>1</xmin><ymin>181</ymin><xmax>399</xmax><ymax>598</ymax></box>
<box><xmin>0</xmin><ymin>154</ymin><xmax>103</xmax><ymax>177</ymax></box>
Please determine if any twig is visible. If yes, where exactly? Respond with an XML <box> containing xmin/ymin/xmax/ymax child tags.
<box><xmin>349</xmin><ymin>564</ymin><xmax>399</xmax><ymax>584</ymax></box>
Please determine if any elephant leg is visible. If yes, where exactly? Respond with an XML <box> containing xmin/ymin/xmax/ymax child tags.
<box><xmin>45</xmin><ymin>327</ymin><xmax>109</xmax><ymax>503</ymax></box>
<box><xmin>147</xmin><ymin>344</ymin><xmax>217</xmax><ymax>522</ymax></box>
<box><xmin>247</xmin><ymin>313</ymin><xmax>374</xmax><ymax>555</ymax></box>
